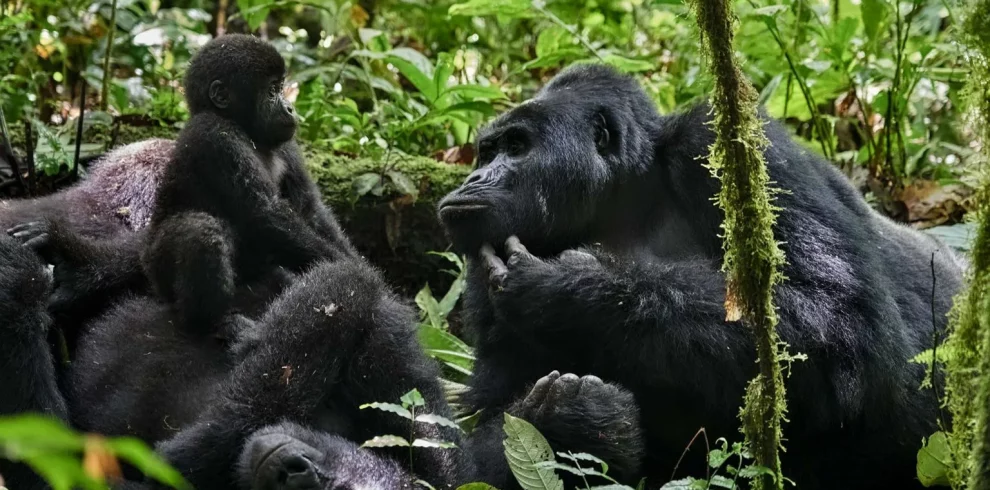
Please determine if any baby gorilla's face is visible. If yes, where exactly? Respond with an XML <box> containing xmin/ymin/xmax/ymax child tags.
<box><xmin>240</xmin><ymin>423</ymin><xmax>413</xmax><ymax>490</ymax></box>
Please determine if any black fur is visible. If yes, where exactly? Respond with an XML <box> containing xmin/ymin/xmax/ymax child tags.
<box><xmin>1</xmin><ymin>140</ymin><xmax>171</xmax><ymax>337</ymax></box>
<box><xmin>438</xmin><ymin>64</ymin><xmax>965</xmax><ymax>489</ymax></box>
<box><xmin>0</xmin><ymin>227</ymin><xmax>464</xmax><ymax>489</ymax></box>
<box><xmin>142</xmin><ymin>34</ymin><xmax>356</xmax><ymax>337</ymax></box>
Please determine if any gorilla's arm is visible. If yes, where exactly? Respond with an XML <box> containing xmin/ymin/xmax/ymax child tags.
<box><xmin>276</xmin><ymin>141</ymin><xmax>359</xmax><ymax>260</ymax></box>
<box><xmin>9</xmin><ymin>221</ymin><xmax>146</xmax><ymax>319</ymax></box>
<box><xmin>156</xmin><ymin>260</ymin><xmax>463</xmax><ymax>489</ymax></box>
<box><xmin>483</xmin><ymin>241</ymin><xmax>754</xmax><ymax>401</ymax></box>
<box><xmin>194</xmin><ymin>121</ymin><xmax>346</xmax><ymax>269</ymax></box>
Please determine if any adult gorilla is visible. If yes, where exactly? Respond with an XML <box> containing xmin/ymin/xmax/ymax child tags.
<box><xmin>438</xmin><ymin>64</ymin><xmax>965</xmax><ymax>489</ymax></box>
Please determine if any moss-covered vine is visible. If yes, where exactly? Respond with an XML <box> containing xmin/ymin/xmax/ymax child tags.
<box><xmin>944</xmin><ymin>1</ymin><xmax>990</xmax><ymax>488</ymax></box>
<box><xmin>689</xmin><ymin>0</ymin><xmax>788</xmax><ymax>488</ymax></box>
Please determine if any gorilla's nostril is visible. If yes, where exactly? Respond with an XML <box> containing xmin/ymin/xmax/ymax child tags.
<box><xmin>283</xmin><ymin>455</ymin><xmax>312</xmax><ymax>475</ymax></box>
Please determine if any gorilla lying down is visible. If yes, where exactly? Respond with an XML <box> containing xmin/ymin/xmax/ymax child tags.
<box><xmin>0</xmin><ymin>231</ymin><xmax>642</xmax><ymax>489</ymax></box>
<box><xmin>439</xmin><ymin>65</ymin><xmax>965</xmax><ymax>489</ymax></box>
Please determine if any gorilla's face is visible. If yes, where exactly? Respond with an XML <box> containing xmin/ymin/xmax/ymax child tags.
<box><xmin>438</xmin><ymin>97</ymin><xmax>617</xmax><ymax>257</ymax></box>
<box><xmin>240</xmin><ymin>423</ymin><xmax>412</xmax><ymax>490</ymax></box>
<box><xmin>250</xmin><ymin>73</ymin><xmax>297</xmax><ymax>147</ymax></box>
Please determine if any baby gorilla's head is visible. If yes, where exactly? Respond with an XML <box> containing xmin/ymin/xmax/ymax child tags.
<box><xmin>240</xmin><ymin>422</ymin><xmax>413</xmax><ymax>490</ymax></box>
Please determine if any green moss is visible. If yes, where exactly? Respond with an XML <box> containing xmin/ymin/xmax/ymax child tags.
<box><xmin>944</xmin><ymin>0</ymin><xmax>990</xmax><ymax>487</ymax></box>
<box><xmin>690</xmin><ymin>0</ymin><xmax>788</xmax><ymax>487</ymax></box>
<box><xmin>306</xmin><ymin>150</ymin><xmax>471</xmax><ymax>294</ymax></box>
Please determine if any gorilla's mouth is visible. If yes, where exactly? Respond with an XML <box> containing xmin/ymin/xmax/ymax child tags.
<box><xmin>437</xmin><ymin>198</ymin><xmax>490</xmax><ymax>221</ymax></box>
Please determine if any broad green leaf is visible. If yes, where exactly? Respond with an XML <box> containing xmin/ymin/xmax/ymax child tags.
<box><xmin>449</xmin><ymin>0</ymin><xmax>535</xmax><ymax>18</ymax></box>
<box><xmin>521</xmin><ymin>49</ymin><xmax>586</xmax><ymax>70</ymax></box>
<box><xmin>536</xmin><ymin>26</ymin><xmax>571</xmax><ymax>58</ymax></box>
<box><xmin>916</xmin><ymin>432</ymin><xmax>952</xmax><ymax>487</ymax></box>
<box><xmin>354</xmin><ymin>173</ymin><xmax>382</xmax><ymax>197</ymax></box>
<box><xmin>502</xmin><ymin>414</ymin><xmax>563</xmax><ymax>490</ymax></box>
<box><xmin>387</xmin><ymin>171</ymin><xmax>419</xmax><ymax>200</ymax></box>
<box><xmin>439</xmin><ymin>270</ymin><xmax>466</xmax><ymax>318</ymax></box>
<box><xmin>359</xmin><ymin>402</ymin><xmax>413</xmax><ymax>419</ymax></box>
<box><xmin>401</xmin><ymin>389</ymin><xmax>426</xmax><ymax>408</ymax></box>
<box><xmin>234</xmin><ymin>0</ymin><xmax>271</xmax><ymax>30</ymax></box>
<box><xmin>107</xmin><ymin>438</ymin><xmax>190</xmax><ymax>489</ymax></box>
<box><xmin>416</xmin><ymin>285</ymin><xmax>444</xmax><ymax>328</ymax></box>
<box><xmin>387</xmin><ymin>48</ymin><xmax>436</xmax><ymax>100</ymax></box>
<box><xmin>709</xmin><ymin>475</ymin><xmax>736</xmax><ymax>488</ymax></box>
<box><xmin>0</xmin><ymin>415</ymin><xmax>84</xmax><ymax>452</ymax></box>
<box><xmin>415</xmin><ymin>414</ymin><xmax>465</xmax><ymax>431</ymax></box>
<box><xmin>600</xmin><ymin>54</ymin><xmax>653</xmax><ymax>73</ymax></box>
<box><xmin>559</xmin><ymin>452</ymin><xmax>609</xmax><ymax>473</ymax></box>
<box><xmin>659</xmin><ymin>477</ymin><xmax>706</xmax><ymax>489</ymax></box>
<box><xmin>443</xmin><ymin>84</ymin><xmax>506</xmax><ymax>101</ymax></box>
<box><xmin>418</xmin><ymin>325</ymin><xmax>474</xmax><ymax>357</ymax></box>
<box><xmin>456</xmin><ymin>484</ymin><xmax>499</xmax><ymax>490</ymax></box>
<box><xmin>708</xmin><ymin>447</ymin><xmax>731</xmax><ymax>468</ymax></box>
<box><xmin>362</xmin><ymin>435</ymin><xmax>411</xmax><ymax>448</ymax></box>
<box><xmin>433</xmin><ymin>53</ymin><xmax>457</xmax><ymax>103</ymax></box>
<box><xmin>412</xmin><ymin>439</ymin><xmax>459</xmax><ymax>449</ymax></box>
<box><xmin>861</xmin><ymin>0</ymin><xmax>887</xmax><ymax>44</ymax></box>
<box><xmin>23</xmin><ymin>454</ymin><xmax>94</xmax><ymax>490</ymax></box>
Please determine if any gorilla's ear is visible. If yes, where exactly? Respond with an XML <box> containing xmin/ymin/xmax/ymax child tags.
<box><xmin>593</xmin><ymin>110</ymin><xmax>618</xmax><ymax>156</ymax></box>
<box><xmin>209</xmin><ymin>80</ymin><xmax>230</xmax><ymax>110</ymax></box>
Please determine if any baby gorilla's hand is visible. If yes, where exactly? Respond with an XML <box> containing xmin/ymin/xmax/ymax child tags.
<box><xmin>6</xmin><ymin>220</ymin><xmax>90</xmax><ymax>313</ymax></box>
<box><xmin>510</xmin><ymin>371</ymin><xmax>645</xmax><ymax>483</ymax></box>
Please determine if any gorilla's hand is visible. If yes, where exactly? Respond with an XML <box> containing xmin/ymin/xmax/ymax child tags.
<box><xmin>7</xmin><ymin>220</ymin><xmax>95</xmax><ymax>312</ymax></box>
<box><xmin>481</xmin><ymin>236</ymin><xmax>599</xmax><ymax>289</ymax></box>
<box><xmin>0</xmin><ymin>232</ymin><xmax>52</xmax><ymax>317</ymax></box>
<box><xmin>509</xmin><ymin>371</ymin><xmax>644</xmax><ymax>482</ymax></box>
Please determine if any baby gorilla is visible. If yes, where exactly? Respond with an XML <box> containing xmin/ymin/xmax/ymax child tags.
<box><xmin>142</xmin><ymin>34</ymin><xmax>355</xmax><ymax>339</ymax></box>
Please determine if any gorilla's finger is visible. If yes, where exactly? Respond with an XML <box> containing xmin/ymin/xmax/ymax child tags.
<box><xmin>548</xmin><ymin>373</ymin><xmax>582</xmax><ymax>402</ymax></box>
<box><xmin>6</xmin><ymin>222</ymin><xmax>42</xmax><ymax>236</ymax></box>
<box><xmin>577</xmin><ymin>375</ymin><xmax>605</xmax><ymax>395</ymax></box>
<box><xmin>504</xmin><ymin>236</ymin><xmax>534</xmax><ymax>267</ymax></box>
<box><xmin>22</xmin><ymin>234</ymin><xmax>51</xmax><ymax>251</ymax></box>
<box><xmin>481</xmin><ymin>244</ymin><xmax>508</xmax><ymax>287</ymax></box>
<box><xmin>525</xmin><ymin>371</ymin><xmax>561</xmax><ymax>405</ymax></box>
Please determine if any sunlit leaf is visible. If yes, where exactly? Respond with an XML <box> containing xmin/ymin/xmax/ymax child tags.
<box><xmin>415</xmin><ymin>414</ymin><xmax>465</xmax><ymax>431</ymax></box>
<box><xmin>359</xmin><ymin>402</ymin><xmax>413</xmax><ymax>419</ymax></box>
<box><xmin>448</xmin><ymin>0</ymin><xmax>535</xmax><ymax>18</ymax></box>
<box><xmin>916</xmin><ymin>432</ymin><xmax>952</xmax><ymax>487</ymax></box>
<box><xmin>361</xmin><ymin>435</ymin><xmax>411</xmax><ymax>448</ymax></box>
<box><xmin>401</xmin><ymin>389</ymin><xmax>426</xmax><ymax>408</ymax></box>
<box><xmin>502</xmin><ymin>414</ymin><xmax>563</xmax><ymax>490</ymax></box>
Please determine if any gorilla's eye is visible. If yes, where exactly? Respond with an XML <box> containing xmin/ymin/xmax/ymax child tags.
<box><xmin>268</xmin><ymin>82</ymin><xmax>282</xmax><ymax>99</ymax></box>
<box><xmin>502</xmin><ymin>130</ymin><xmax>529</xmax><ymax>157</ymax></box>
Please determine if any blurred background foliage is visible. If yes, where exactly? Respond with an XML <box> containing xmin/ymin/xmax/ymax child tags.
<box><xmin>0</xmin><ymin>0</ymin><xmax>980</xmax><ymax>226</ymax></box>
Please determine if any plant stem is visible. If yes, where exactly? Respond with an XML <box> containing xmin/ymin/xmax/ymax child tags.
<box><xmin>100</xmin><ymin>0</ymin><xmax>118</xmax><ymax>112</ymax></box>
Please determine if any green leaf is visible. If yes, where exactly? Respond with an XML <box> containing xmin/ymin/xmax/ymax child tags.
<box><xmin>536</xmin><ymin>26</ymin><xmax>571</xmax><ymax>58</ymax></box>
<box><xmin>861</xmin><ymin>0</ymin><xmax>887</xmax><ymax>44</ymax></box>
<box><xmin>709</xmin><ymin>475</ymin><xmax>736</xmax><ymax>488</ymax></box>
<box><xmin>412</xmin><ymin>439</ymin><xmax>459</xmax><ymax>449</ymax></box>
<box><xmin>106</xmin><ymin>438</ymin><xmax>191</xmax><ymax>489</ymax></box>
<box><xmin>599</xmin><ymin>54</ymin><xmax>653</xmax><ymax>73</ymax></box>
<box><xmin>659</xmin><ymin>478</ymin><xmax>706</xmax><ymax>489</ymax></box>
<box><xmin>401</xmin><ymin>389</ymin><xmax>426</xmax><ymax>408</ymax></box>
<box><xmin>362</xmin><ymin>435</ymin><xmax>411</xmax><ymax>448</ymax></box>
<box><xmin>457</xmin><ymin>484</ymin><xmax>499</xmax><ymax>490</ymax></box>
<box><xmin>559</xmin><ymin>452</ymin><xmax>609</xmax><ymax>473</ymax></box>
<box><xmin>354</xmin><ymin>173</ymin><xmax>382</xmax><ymax>197</ymax></box>
<box><xmin>749</xmin><ymin>5</ymin><xmax>788</xmax><ymax>18</ymax></box>
<box><xmin>387</xmin><ymin>171</ymin><xmax>419</xmax><ymax>199</ymax></box>
<box><xmin>0</xmin><ymin>415</ymin><xmax>84</xmax><ymax>453</ymax></box>
<box><xmin>415</xmin><ymin>414</ymin><xmax>465</xmax><ymax>431</ymax></box>
<box><xmin>433</xmin><ymin>53</ymin><xmax>456</xmax><ymax>103</ymax></box>
<box><xmin>916</xmin><ymin>432</ymin><xmax>952</xmax><ymax>487</ymax></box>
<box><xmin>443</xmin><ymin>84</ymin><xmax>506</xmax><ymax>101</ymax></box>
<box><xmin>387</xmin><ymin>48</ymin><xmax>436</xmax><ymax>101</ymax></box>
<box><xmin>359</xmin><ymin>402</ymin><xmax>413</xmax><ymax>420</ymax></box>
<box><xmin>448</xmin><ymin>0</ymin><xmax>535</xmax><ymax>18</ymax></box>
<box><xmin>416</xmin><ymin>285</ymin><xmax>444</xmax><ymax>328</ymax></box>
<box><xmin>234</xmin><ymin>0</ymin><xmax>271</xmax><ymax>30</ymax></box>
<box><xmin>502</xmin><ymin>413</ymin><xmax>563</xmax><ymax>490</ymax></box>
